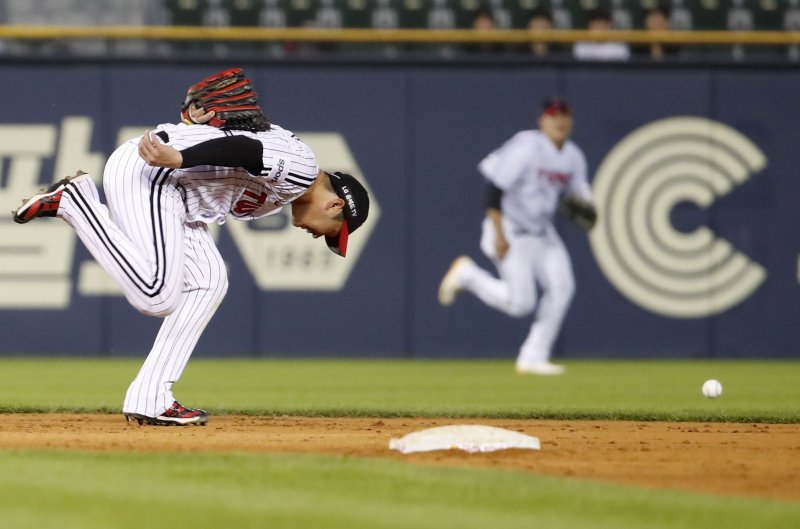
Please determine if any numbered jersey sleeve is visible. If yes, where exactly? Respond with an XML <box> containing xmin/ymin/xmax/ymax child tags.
<box><xmin>477</xmin><ymin>131</ymin><xmax>535</xmax><ymax>190</ymax></box>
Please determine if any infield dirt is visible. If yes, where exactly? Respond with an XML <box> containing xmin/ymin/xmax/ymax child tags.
<box><xmin>1</xmin><ymin>414</ymin><xmax>797</xmax><ymax>502</ymax></box>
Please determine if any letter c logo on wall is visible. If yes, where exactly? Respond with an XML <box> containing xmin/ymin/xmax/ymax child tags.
<box><xmin>589</xmin><ymin>117</ymin><xmax>767</xmax><ymax>318</ymax></box>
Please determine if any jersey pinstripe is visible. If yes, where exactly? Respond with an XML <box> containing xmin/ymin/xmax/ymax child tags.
<box><xmin>54</xmin><ymin>121</ymin><xmax>319</xmax><ymax>418</ymax></box>
<box><xmin>144</xmin><ymin>122</ymin><xmax>320</xmax><ymax>224</ymax></box>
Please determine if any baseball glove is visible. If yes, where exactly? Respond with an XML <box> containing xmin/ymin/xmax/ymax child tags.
<box><xmin>180</xmin><ymin>67</ymin><xmax>270</xmax><ymax>132</ymax></box>
<box><xmin>558</xmin><ymin>196</ymin><xmax>598</xmax><ymax>231</ymax></box>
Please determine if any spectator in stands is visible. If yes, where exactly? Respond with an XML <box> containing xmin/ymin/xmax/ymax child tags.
<box><xmin>472</xmin><ymin>7</ymin><xmax>495</xmax><ymax>31</ymax></box>
<box><xmin>633</xmin><ymin>5</ymin><xmax>680</xmax><ymax>60</ymax></box>
<box><xmin>527</xmin><ymin>8</ymin><xmax>555</xmax><ymax>58</ymax></box>
<box><xmin>464</xmin><ymin>8</ymin><xmax>503</xmax><ymax>54</ymax></box>
<box><xmin>572</xmin><ymin>8</ymin><xmax>630</xmax><ymax>61</ymax></box>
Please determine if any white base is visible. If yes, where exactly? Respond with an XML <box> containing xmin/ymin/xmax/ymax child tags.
<box><xmin>389</xmin><ymin>424</ymin><xmax>540</xmax><ymax>454</ymax></box>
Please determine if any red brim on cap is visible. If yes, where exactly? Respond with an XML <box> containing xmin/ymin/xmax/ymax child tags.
<box><xmin>326</xmin><ymin>220</ymin><xmax>350</xmax><ymax>257</ymax></box>
<box><xmin>542</xmin><ymin>102</ymin><xmax>571</xmax><ymax>116</ymax></box>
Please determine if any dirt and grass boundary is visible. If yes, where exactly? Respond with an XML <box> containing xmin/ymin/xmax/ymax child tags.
<box><xmin>2</xmin><ymin>413</ymin><xmax>797</xmax><ymax>503</ymax></box>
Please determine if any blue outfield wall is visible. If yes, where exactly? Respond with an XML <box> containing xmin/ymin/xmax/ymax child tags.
<box><xmin>0</xmin><ymin>62</ymin><xmax>798</xmax><ymax>359</ymax></box>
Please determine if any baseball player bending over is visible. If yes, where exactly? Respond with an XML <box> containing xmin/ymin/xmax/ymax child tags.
<box><xmin>13</xmin><ymin>68</ymin><xmax>370</xmax><ymax>425</ymax></box>
<box><xmin>438</xmin><ymin>97</ymin><xmax>596</xmax><ymax>376</ymax></box>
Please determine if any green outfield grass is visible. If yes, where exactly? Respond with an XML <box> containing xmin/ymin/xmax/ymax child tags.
<box><xmin>0</xmin><ymin>358</ymin><xmax>798</xmax><ymax>422</ymax></box>
<box><xmin>1</xmin><ymin>358</ymin><xmax>799</xmax><ymax>529</ymax></box>
<box><xmin>1</xmin><ymin>451</ymin><xmax>797</xmax><ymax>529</ymax></box>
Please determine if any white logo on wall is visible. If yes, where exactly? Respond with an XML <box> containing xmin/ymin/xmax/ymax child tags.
<box><xmin>0</xmin><ymin>119</ymin><xmax>379</xmax><ymax>309</ymax></box>
<box><xmin>589</xmin><ymin>117</ymin><xmax>767</xmax><ymax>318</ymax></box>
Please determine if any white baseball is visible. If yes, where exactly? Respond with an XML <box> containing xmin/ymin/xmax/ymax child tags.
<box><xmin>702</xmin><ymin>379</ymin><xmax>723</xmax><ymax>399</ymax></box>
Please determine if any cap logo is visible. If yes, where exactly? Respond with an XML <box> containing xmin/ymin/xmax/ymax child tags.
<box><xmin>341</xmin><ymin>185</ymin><xmax>357</xmax><ymax>216</ymax></box>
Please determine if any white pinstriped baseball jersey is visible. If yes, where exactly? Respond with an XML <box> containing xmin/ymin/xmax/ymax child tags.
<box><xmin>144</xmin><ymin>122</ymin><xmax>320</xmax><ymax>224</ymax></box>
<box><xmin>53</xmin><ymin>121</ymin><xmax>321</xmax><ymax>419</ymax></box>
<box><xmin>478</xmin><ymin>130</ymin><xmax>592</xmax><ymax>234</ymax></box>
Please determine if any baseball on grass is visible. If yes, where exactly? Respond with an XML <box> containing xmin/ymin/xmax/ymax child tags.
<box><xmin>702</xmin><ymin>379</ymin><xmax>723</xmax><ymax>399</ymax></box>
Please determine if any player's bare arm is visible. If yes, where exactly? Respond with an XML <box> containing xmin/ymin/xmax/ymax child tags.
<box><xmin>484</xmin><ymin>181</ymin><xmax>509</xmax><ymax>259</ymax></box>
<box><xmin>486</xmin><ymin>208</ymin><xmax>510</xmax><ymax>259</ymax></box>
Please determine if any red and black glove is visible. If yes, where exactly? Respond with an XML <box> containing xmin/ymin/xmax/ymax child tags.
<box><xmin>180</xmin><ymin>67</ymin><xmax>270</xmax><ymax>132</ymax></box>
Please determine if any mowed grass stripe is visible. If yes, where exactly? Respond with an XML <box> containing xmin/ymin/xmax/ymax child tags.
<box><xmin>0</xmin><ymin>358</ymin><xmax>798</xmax><ymax>422</ymax></box>
<box><xmin>0</xmin><ymin>451</ymin><xmax>797</xmax><ymax>529</ymax></box>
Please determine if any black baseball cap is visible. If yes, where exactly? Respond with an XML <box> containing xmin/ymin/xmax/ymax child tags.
<box><xmin>541</xmin><ymin>97</ymin><xmax>571</xmax><ymax>116</ymax></box>
<box><xmin>325</xmin><ymin>171</ymin><xmax>370</xmax><ymax>257</ymax></box>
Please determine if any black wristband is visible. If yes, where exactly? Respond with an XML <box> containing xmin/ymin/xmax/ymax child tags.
<box><xmin>485</xmin><ymin>182</ymin><xmax>503</xmax><ymax>210</ymax></box>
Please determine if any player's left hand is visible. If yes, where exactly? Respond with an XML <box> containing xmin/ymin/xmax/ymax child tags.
<box><xmin>184</xmin><ymin>103</ymin><xmax>216</xmax><ymax>125</ymax></box>
<box><xmin>138</xmin><ymin>131</ymin><xmax>183</xmax><ymax>168</ymax></box>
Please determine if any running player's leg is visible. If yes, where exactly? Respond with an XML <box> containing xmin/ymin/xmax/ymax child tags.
<box><xmin>458</xmin><ymin>217</ymin><xmax>536</xmax><ymax>317</ymax></box>
<box><xmin>58</xmin><ymin>144</ymin><xmax>186</xmax><ymax>316</ymax></box>
<box><xmin>517</xmin><ymin>227</ymin><xmax>575</xmax><ymax>367</ymax></box>
<box><xmin>123</xmin><ymin>221</ymin><xmax>229</xmax><ymax>417</ymax></box>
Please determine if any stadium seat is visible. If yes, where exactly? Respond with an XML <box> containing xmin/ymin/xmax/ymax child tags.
<box><xmin>204</xmin><ymin>0</ymin><xmax>231</xmax><ymax>26</ymax></box>
<box><xmin>165</xmin><ymin>0</ymin><xmax>209</xmax><ymax>26</ymax></box>
<box><xmin>453</xmin><ymin>0</ymin><xmax>482</xmax><ymax>28</ymax></box>
<box><xmin>784</xmin><ymin>3</ymin><xmax>800</xmax><ymax>61</ymax></box>
<box><xmin>341</xmin><ymin>0</ymin><xmax>372</xmax><ymax>28</ymax></box>
<box><xmin>724</xmin><ymin>1</ymin><xmax>785</xmax><ymax>61</ymax></box>
<box><xmin>256</xmin><ymin>0</ymin><xmax>291</xmax><ymax>57</ymax></box>
<box><xmin>314</xmin><ymin>0</ymin><xmax>343</xmax><ymax>28</ymax></box>
<box><xmin>786</xmin><ymin>3</ymin><xmax>800</xmax><ymax>31</ymax></box>
<box><xmin>394</xmin><ymin>0</ymin><xmax>426</xmax><ymax>28</ymax></box>
<box><xmin>259</xmin><ymin>0</ymin><xmax>289</xmax><ymax>27</ymax></box>
<box><xmin>286</xmin><ymin>0</ymin><xmax>319</xmax><ymax>27</ymax></box>
<box><xmin>610</xmin><ymin>0</ymin><xmax>634</xmax><ymax>29</ymax></box>
<box><xmin>619</xmin><ymin>0</ymin><xmax>645</xmax><ymax>28</ymax></box>
<box><xmin>372</xmin><ymin>0</ymin><xmax>400</xmax><ymax>29</ymax></box>
<box><xmin>451</xmin><ymin>0</ymin><xmax>514</xmax><ymax>29</ymax></box>
<box><xmin>163</xmin><ymin>0</ymin><xmax>223</xmax><ymax>56</ymax></box>
<box><xmin>6</xmin><ymin>0</ymin><xmax>800</xmax><ymax>61</ymax></box>
<box><xmin>749</xmin><ymin>0</ymin><xmax>783</xmax><ymax>30</ymax></box>
<box><xmin>226</xmin><ymin>0</ymin><xmax>261</xmax><ymax>26</ymax></box>
<box><xmin>428</xmin><ymin>0</ymin><xmax>457</xmax><ymax>29</ymax></box>
<box><xmin>488</xmin><ymin>0</ymin><xmax>514</xmax><ymax>29</ymax></box>
<box><xmin>684</xmin><ymin>0</ymin><xmax>726</xmax><ymax>30</ymax></box>
<box><xmin>726</xmin><ymin>0</ymin><xmax>753</xmax><ymax>31</ymax></box>
<box><xmin>15</xmin><ymin>0</ymin><xmax>110</xmax><ymax>56</ymax></box>
<box><xmin>508</xmin><ymin>0</ymin><xmax>545</xmax><ymax>29</ymax></box>
<box><xmin>100</xmin><ymin>0</ymin><xmax>152</xmax><ymax>56</ymax></box>
<box><xmin>549</xmin><ymin>0</ymin><xmax>576</xmax><ymax>29</ymax></box>
<box><xmin>668</xmin><ymin>0</ymin><xmax>694</xmax><ymax>31</ymax></box>
<box><xmin>724</xmin><ymin>1</ymin><xmax>751</xmax><ymax>61</ymax></box>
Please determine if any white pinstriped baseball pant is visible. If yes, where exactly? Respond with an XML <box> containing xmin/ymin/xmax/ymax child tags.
<box><xmin>459</xmin><ymin>217</ymin><xmax>575</xmax><ymax>366</ymax></box>
<box><xmin>59</xmin><ymin>142</ymin><xmax>228</xmax><ymax>417</ymax></box>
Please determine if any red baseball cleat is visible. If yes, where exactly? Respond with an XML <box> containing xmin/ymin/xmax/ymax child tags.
<box><xmin>124</xmin><ymin>401</ymin><xmax>209</xmax><ymax>426</ymax></box>
<box><xmin>13</xmin><ymin>170</ymin><xmax>88</xmax><ymax>224</ymax></box>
